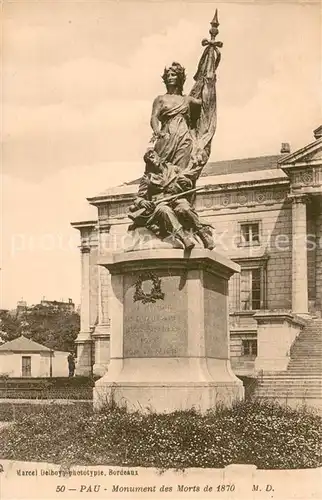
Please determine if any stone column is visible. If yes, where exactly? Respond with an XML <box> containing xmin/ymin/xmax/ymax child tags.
<box><xmin>316</xmin><ymin>197</ymin><xmax>322</xmax><ymax>315</ymax></box>
<box><xmin>92</xmin><ymin>266</ymin><xmax>111</xmax><ymax>376</ymax></box>
<box><xmin>92</xmin><ymin>225</ymin><xmax>111</xmax><ymax>377</ymax></box>
<box><xmin>75</xmin><ymin>246</ymin><xmax>93</xmax><ymax>376</ymax></box>
<box><xmin>291</xmin><ymin>195</ymin><xmax>309</xmax><ymax>315</ymax></box>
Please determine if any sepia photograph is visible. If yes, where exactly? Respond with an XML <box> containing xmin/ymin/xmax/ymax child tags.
<box><xmin>0</xmin><ymin>0</ymin><xmax>321</xmax><ymax>498</ymax></box>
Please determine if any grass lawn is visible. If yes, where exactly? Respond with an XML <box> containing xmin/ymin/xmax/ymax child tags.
<box><xmin>0</xmin><ymin>399</ymin><xmax>321</xmax><ymax>470</ymax></box>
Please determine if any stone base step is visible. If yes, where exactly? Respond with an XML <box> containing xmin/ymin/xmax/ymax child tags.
<box><xmin>287</xmin><ymin>371</ymin><xmax>322</xmax><ymax>374</ymax></box>
<box><xmin>260</xmin><ymin>381</ymin><xmax>322</xmax><ymax>384</ymax></box>
<box><xmin>262</xmin><ymin>371</ymin><xmax>322</xmax><ymax>376</ymax></box>
<box><xmin>258</xmin><ymin>388</ymin><xmax>322</xmax><ymax>393</ymax></box>
<box><xmin>287</xmin><ymin>369</ymin><xmax>322</xmax><ymax>372</ymax></box>
<box><xmin>296</xmin><ymin>340</ymin><xmax>322</xmax><ymax>343</ymax></box>
<box><xmin>286</xmin><ymin>371</ymin><xmax>322</xmax><ymax>375</ymax></box>
<box><xmin>293</xmin><ymin>347</ymin><xmax>322</xmax><ymax>350</ymax></box>
<box><xmin>253</xmin><ymin>396</ymin><xmax>322</xmax><ymax>412</ymax></box>
<box><xmin>289</xmin><ymin>356</ymin><xmax>322</xmax><ymax>359</ymax></box>
<box><xmin>290</xmin><ymin>352</ymin><xmax>322</xmax><ymax>356</ymax></box>
<box><xmin>296</xmin><ymin>334</ymin><xmax>322</xmax><ymax>338</ymax></box>
<box><xmin>292</xmin><ymin>343</ymin><xmax>322</xmax><ymax>346</ymax></box>
<box><xmin>260</xmin><ymin>376</ymin><xmax>322</xmax><ymax>380</ymax></box>
<box><xmin>258</xmin><ymin>393</ymin><xmax>322</xmax><ymax>398</ymax></box>
<box><xmin>288</xmin><ymin>362</ymin><xmax>322</xmax><ymax>366</ymax></box>
<box><xmin>289</xmin><ymin>361</ymin><xmax>322</xmax><ymax>364</ymax></box>
<box><xmin>288</xmin><ymin>363</ymin><xmax>321</xmax><ymax>366</ymax></box>
<box><xmin>286</xmin><ymin>367</ymin><xmax>321</xmax><ymax>370</ymax></box>
<box><xmin>288</xmin><ymin>359</ymin><xmax>322</xmax><ymax>362</ymax></box>
<box><xmin>289</xmin><ymin>352</ymin><xmax>322</xmax><ymax>355</ymax></box>
<box><xmin>287</xmin><ymin>366</ymin><xmax>322</xmax><ymax>370</ymax></box>
<box><xmin>296</xmin><ymin>337</ymin><xmax>322</xmax><ymax>340</ymax></box>
<box><xmin>256</xmin><ymin>391</ymin><xmax>322</xmax><ymax>398</ymax></box>
<box><xmin>254</xmin><ymin>319</ymin><xmax>322</xmax><ymax>405</ymax></box>
<box><xmin>296</xmin><ymin>333</ymin><xmax>322</xmax><ymax>336</ymax></box>
<box><xmin>292</xmin><ymin>346</ymin><xmax>322</xmax><ymax>349</ymax></box>
<box><xmin>258</xmin><ymin>381</ymin><xmax>322</xmax><ymax>386</ymax></box>
<box><xmin>291</xmin><ymin>345</ymin><xmax>322</xmax><ymax>348</ymax></box>
<box><xmin>300</xmin><ymin>335</ymin><xmax>322</xmax><ymax>338</ymax></box>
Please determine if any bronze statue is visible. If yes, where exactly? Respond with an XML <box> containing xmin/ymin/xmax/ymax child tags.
<box><xmin>150</xmin><ymin>62</ymin><xmax>201</xmax><ymax>171</ymax></box>
<box><xmin>128</xmin><ymin>149</ymin><xmax>214</xmax><ymax>249</ymax></box>
<box><xmin>128</xmin><ymin>11</ymin><xmax>223</xmax><ymax>251</ymax></box>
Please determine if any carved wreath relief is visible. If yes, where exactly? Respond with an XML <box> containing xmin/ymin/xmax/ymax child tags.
<box><xmin>133</xmin><ymin>272</ymin><xmax>165</xmax><ymax>304</ymax></box>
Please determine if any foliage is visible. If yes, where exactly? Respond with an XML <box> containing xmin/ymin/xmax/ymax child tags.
<box><xmin>0</xmin><ymin>311</ymin><xmax>21</xmax><ymax>341</ymax></box>
<box><xmin>0</xmin><ymin>305</ymin><xmax>80</xmax><ymax>353</ymax></box>
<box><xmin>0</xmin><ymin>400</ymin><xmax>321</xmax><ymax>469</ymax></box>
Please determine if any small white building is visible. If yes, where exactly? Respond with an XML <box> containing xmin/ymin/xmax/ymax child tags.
<box><xmin>0</xmin><ymin>336</ymin><xmax>70</xmax><ymax>378</ymax></box>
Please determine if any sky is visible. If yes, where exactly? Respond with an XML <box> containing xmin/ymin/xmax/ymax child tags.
<box><xmin>1</xmin><ymin>0</ymin><xmax>321</xmax><ymax>309</ymax></box>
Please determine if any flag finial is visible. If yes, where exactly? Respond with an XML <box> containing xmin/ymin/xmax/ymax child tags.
<box><xmin>201</xmin><ymin>10</ymin><xmax>223</xmax><ymax>49</ymax></box>
<box><xmin>210</xmin><ymin>9</ymin><xmax>219</xmax><ymax>40</ymax></box>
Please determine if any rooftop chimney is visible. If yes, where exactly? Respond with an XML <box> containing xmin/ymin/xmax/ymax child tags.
<box><xmin>280</xmin><ymin>142</ymin><xmax>291</xmax><ymax>154</ymax></box>
<box><xmin>313</xmin><ymin>125</ymin><xmax>322</xmax><ymax>140</ymax></box>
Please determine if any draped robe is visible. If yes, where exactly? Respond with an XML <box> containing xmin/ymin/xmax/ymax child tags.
<box><xmin>154</xmin><ymin>96</ymin><xmax>193</xmax><ymax>170</ymax></box>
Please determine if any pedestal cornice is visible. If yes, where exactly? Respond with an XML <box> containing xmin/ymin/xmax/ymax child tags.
<box><xmin>98</xmin><ymin>248</ymin><xmax>240</xmax><ymax>280</ymax></box>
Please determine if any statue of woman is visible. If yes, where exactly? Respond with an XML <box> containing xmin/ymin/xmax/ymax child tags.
<box><xmin>150</xmin><ymin>62</ymin><xmax>201</xmax><ymax>171</ymax></box>
<box><xmin>128</xmin><ymin>13</ymin><xmax>222</xmax><ymax>249</ymax></box>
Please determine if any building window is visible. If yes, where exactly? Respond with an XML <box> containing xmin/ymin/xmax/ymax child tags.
<box><xmin>241</xmin><ymin>268</ymin><xmax>261</xmax><ymax>310</ymax></box>
<box><xmin>242</xmin><ymin>339</ymin><xmax>257</xmax><ymax>356</ymax></box>
<box><xmin>239</xmin><ymin>222</ymin><xmax>260</xmax><ymax>246</ymax></box>
<box><xmin>229</xmin><ymin>261</ymin><xmax>267</xmax><ymax>312</ymax></box>
<box><xmin>22</xmin><ymin>356</ymin><xmax>31</xmax><ymax>377</ymax></box>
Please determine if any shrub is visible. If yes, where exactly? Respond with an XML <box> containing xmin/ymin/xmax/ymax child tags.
<box><xmin>0</xmin><ymin>376</ymin><xmax>96</xmax><ymax>400</ymax></box>
<box><xmin>0</xmin><ymin>400</ymin><xmax>321</xmax><ymax>469</ymax></box>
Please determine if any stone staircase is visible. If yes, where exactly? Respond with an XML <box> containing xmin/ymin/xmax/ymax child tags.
<box><xmin>254</xmin><ymin>319</ymin><xmax>322</xmax><ymax>410</ymax></box>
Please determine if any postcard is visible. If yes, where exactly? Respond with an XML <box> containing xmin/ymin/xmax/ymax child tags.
<box><xmin>1</xmin><ymin>0</ymin><xmax>321</xmax><ymax>499</ymax></box>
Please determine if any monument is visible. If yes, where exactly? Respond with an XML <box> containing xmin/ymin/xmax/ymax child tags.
<box><xmin>94</xmin><ymin>12</ymin><xmax>244</xmax><ymax>412</ymax></box>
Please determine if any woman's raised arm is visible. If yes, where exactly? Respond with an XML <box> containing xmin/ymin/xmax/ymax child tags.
<box><xmin>150</xmin><ymin>96</ymin><xmax>162</xmax><ymax>136</ymax></box>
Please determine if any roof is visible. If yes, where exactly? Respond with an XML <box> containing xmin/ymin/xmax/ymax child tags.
<box><xmin>0</xmin><ymin>335</ymin><xmax>52</xmax><ymax>353</ymax></box>
<box><xmin>125</xmin><ymin>154</ymin><xmax>282</xmax><ymax>186</ymax></box>
<box><xmin>197</xmin><ymin>168</ymin><xmax>287</xmax><ymax>188</ymax></box>
<box><xmin>87</xmin><ymin>155</ymin><xmax>286</xmax><ymax>205</ymax></box>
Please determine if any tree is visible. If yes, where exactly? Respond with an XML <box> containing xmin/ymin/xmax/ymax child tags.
<box><xmin>0</xmin><ymin>310</ymin><xmax>22</xmax><ymax>342</ymax></box>
<box><xmin>0</xmin><ymin>305</ymin><xmax>80</xmax><ymax>353</ymax></box>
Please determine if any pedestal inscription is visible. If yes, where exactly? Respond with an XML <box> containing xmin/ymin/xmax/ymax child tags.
<box><xmin>124</xmin><ymin>271</ymin><xmax>188</xmax><ymax>357</ymax></box>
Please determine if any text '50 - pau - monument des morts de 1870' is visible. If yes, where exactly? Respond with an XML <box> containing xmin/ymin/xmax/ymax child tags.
<box><xmin>71</xmin><ymin>12</ymin><xmax>322</xmax><ymax>412</ymax></box>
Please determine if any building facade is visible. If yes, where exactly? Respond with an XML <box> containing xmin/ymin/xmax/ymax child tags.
<box><xmin>0</xmin><ymin>336</ymin><xmax>70</xmax><ymax>378</ymax></box>
<box><xmin>72</xmin><ymin>127</ymin><xmax>322</xmax><ymax>380</ymax></box>
<box><xmin>40</xmin><ymin>298</ymin><xmax>75</xmax><ymax>314</ymax></box>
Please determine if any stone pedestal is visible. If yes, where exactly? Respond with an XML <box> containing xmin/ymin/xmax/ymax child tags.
<box><xmin>94</xmin><ymin>243</ymin><xmax>244</xmax><ymax>413</ymax></box>
<box><xmin>254</xmin><ymin>311</ymin><xmax>306</xmax><ymax>372</ymax></box>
